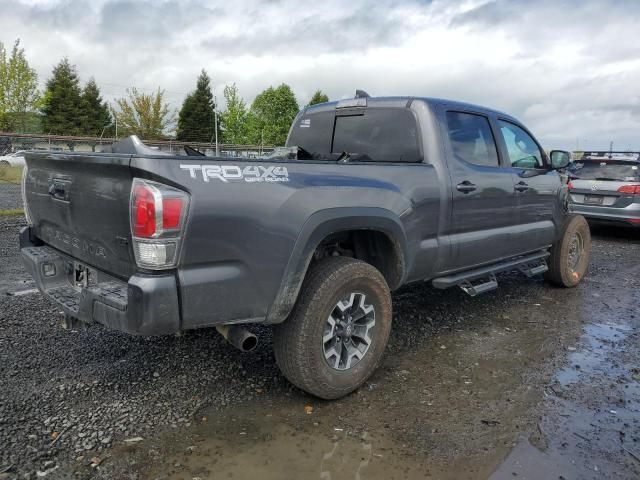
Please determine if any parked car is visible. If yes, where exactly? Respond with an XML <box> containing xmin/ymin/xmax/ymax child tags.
<box><xmin>0</xmin><ymin>151</ymin><xmax>27</xmax><ymax>167</ymax></box>
<box><xmin>19</xmin><ymin>93</ymin><xmax>589</xmax><ymax>399</ymax></box>
<box><xmin>568</xmin><ymin>151</ymin><xmax>640</xmax><ymax>227</ymax></box>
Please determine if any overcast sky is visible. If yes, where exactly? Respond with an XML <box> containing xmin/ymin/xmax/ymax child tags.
<box><xmin>1</xmin><ymin>0</ymin><xmax>639</xmax><ymax>150</ymax></box>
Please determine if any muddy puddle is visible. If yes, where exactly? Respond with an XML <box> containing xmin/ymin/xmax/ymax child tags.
<box><xmin>493</xmin><ymin>270</ymin><xmax>640</xmax><ymax>479</ymax></box>
<box><xmin>118</xmin><ymin>275</ymin><xmax>600</xmax><ymax>480</ymax></box>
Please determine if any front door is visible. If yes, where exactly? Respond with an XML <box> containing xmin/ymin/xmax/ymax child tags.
<box><xmin>442</xmin><ymin>110</ymin><xmax>518</xmax><ymax>270</ymax></box>
<box><xmin>496</xmin><ymin>119</ymin><xmax>560</xmax><ymax>253</ymax></box>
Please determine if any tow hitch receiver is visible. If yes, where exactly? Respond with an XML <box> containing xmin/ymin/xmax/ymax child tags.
<box><xmin>73</xmin><ymin>262</ymin><xmax>97</xmax><ymax>289</ymax></box>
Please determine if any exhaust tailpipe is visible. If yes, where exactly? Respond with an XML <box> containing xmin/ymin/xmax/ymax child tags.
<box><xmin>216</xmin><ymin>325</ymin><xmax>258</xmax><ymax>352</ymax></box>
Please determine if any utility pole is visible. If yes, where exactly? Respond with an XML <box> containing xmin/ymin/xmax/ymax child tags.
<box><xmin>110</xmin><ymin>105</ymin><xmax>118</xmax><ymax>139</ymax></box>
<box><xmin>214</xmin><ymin>94</ymin><xmax>219</xmax><ymax>157</ymax></box>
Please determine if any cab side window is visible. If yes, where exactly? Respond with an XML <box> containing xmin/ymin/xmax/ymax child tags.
<box><xmin>498</xmin><ymin>121</ymin><xmax>544</xmax><ymax>169</ymax></box>
<box><xmin>446</xmin><ymin>111</ymin><xmax>499</xmax><ymax>167</ymax></box>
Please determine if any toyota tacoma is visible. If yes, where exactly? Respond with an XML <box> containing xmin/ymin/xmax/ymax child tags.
<box><xmin>20</xmin><ymin>92</ymin><xmax>590</xmax><ymax>399</ymax></box>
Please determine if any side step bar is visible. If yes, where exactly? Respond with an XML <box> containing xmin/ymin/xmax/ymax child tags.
<box><xmin>459</xmin><ymin>274</ymin><xmax>498</xmax><ymax>297</ymax></box>
<box><xmin>432</xmin><ymin>250</ymin><xmax>550</xmax><ymax>296</ymax></box>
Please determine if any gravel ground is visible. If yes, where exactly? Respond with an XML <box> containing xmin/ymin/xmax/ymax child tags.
<box><xmin>0</xmin><ymin>218</ymin><xmax>284</xmax><ymax>478</ymax></box>
<box><xmin>0</xmin><ymin>214</ymin><xmax>639</xmax><ymax>479</ymax></box>
<box><xmin>0</xmin><ymin>182</ymin><xmax>22</xmax><ymax>211</ymax></box>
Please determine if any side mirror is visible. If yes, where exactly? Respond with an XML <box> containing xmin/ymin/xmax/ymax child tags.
<box><xmin>550</xmin><ymin>150</ymin><xmax>570</xmax><ymax>170</ymax></box>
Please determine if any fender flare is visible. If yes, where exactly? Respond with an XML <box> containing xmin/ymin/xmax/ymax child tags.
<box><xmin>265</xmin><ymin>207</ymin><xmax>408</xmax><ymax>324</ymax></box>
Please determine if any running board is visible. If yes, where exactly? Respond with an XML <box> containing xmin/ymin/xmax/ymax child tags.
<box><xmin>459</xmin><ymin>274</ymin><xmax>498</xmax><ymax>297</ymax></box>
<box><xmin>432</xmin><ymin>251</ymin><xmax>550</xmax><ymax>295</ymax></box>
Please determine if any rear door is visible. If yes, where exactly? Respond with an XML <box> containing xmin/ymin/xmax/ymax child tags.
<box><xmin>441</xmin><ymin>109</ymin><xmax>518</xmax><ymax>270</ymax></box>
<box><xmin>24</xmin><ymin>152</ymin><xmax>135</xmax><ymax>279</ymax></box>
<box><xmin>495</xmin><ymin>119</ymin><xmax>559</xmax><ymax>252</ymax></box>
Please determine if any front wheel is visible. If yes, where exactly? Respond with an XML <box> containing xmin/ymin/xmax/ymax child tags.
<box><xmin>544</xmin><ymin>214</ymin><xmax>591</xmax><ymax>287</ymax></box>
<box><xmin>273</xmin><ymin>257</ymin><xmax>392</xmax><ymax>400</ymax></box>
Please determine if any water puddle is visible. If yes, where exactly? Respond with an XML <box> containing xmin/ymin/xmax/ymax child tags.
<box><xmin>143</xmin><ymin>403</ymin><xmax>437</xmax><ymax>480</ymax></box>
<box><xmin>556</xmin><ymin>322</ymin><xmax>632</xmax><ymax>386</ymax></box>
<box><xmin>493</xmin><ymin>317</ymin><xmax>640</xmax><ymax>479</ymax></box>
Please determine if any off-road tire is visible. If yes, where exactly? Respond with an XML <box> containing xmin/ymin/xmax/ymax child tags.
<box><xmin>273</xmin><ymin>257</ymin><xmax>392</xmax><ymax>399</ymax></box>
<box><xmin>544</xmin><ymin>214</ymin><xmax>591</xmax><ymax>287</ymax></box>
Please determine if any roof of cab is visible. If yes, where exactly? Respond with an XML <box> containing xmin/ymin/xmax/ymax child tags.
<box><xmin>303</xmin><ymin>95</ymin><xmax>517</xmax><ymax>121</ymax></box>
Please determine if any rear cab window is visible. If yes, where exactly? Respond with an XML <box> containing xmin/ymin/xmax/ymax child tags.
<box><xmin>445</xmin><ymin>111</ymin><xmax>500</xmax><ymax>167</ymax></box>
<box><xmin>287</xmin><ymin>108</ymin><xmax>422</xmax><ymax>163</ymax></box>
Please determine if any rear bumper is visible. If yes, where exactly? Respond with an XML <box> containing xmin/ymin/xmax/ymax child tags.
<box><xmin>570</xmin><ymin>203</ymin><xmax>640</xmax><ymax>227</ymax></box>
<box><xmin>20</xmin><ymin>227</ymin><xmax>180</xmax><ymax>335</ymax></box>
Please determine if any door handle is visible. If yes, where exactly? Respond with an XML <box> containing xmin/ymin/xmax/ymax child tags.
<box><xmin>456</xmin><ymin>181</ymin><xmax>477</xmax><ymax>194</ymax></box>
<box><xmin>514</xmin><ymin>181</ymin><xmax>530</xmax><ymax>192</ymax></box>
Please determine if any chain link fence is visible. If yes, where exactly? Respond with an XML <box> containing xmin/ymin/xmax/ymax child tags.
<box><xmin>0</xmin><ymin>132</ymin><xmax>275</xmax><ymax>158</ymax></box>
<box><xmin>0</xmin><ymin>132</ymin><xmax>279</xmax><ymax>211</ymax></box>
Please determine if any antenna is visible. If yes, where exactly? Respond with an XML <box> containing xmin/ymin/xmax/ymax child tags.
<box><xmin>355</xmin><ymin>90</ymin><xmax>370</xmax><ymax>98</ymax></box>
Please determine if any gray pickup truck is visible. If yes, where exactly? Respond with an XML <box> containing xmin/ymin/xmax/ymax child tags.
<box><xmin>20</xmin><ymin>93</ymin><xmax>590</xmax><ymax>399</ymax></box>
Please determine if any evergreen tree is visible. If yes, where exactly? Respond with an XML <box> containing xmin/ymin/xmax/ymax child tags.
<box><xmin>80</xmin><ymin>78</ymin><xmax>111</xmax><ymax>136</ymax></box>
<box><xmin>41</xmin><ymin>58</ymin><xmax>82</xmax><ymax>135</ymax></box>
<box><xmin>247</xmin><ymin>84</ymin><xmax>299</xmax><ymax>146</ymax></box>
<box><xmin>176</xmin><ymin>69</ymin><xmax>218</xmax><ymax>142</ymax></box>
<box><xmin>307</xmin><ymin>89</ymin><xmax>329</xmax><ymax>106</ymax></box>
<box><xmin>220</xmin><ymin>83</ymin><xmax>248</xmax><ymax>145</ymax></box>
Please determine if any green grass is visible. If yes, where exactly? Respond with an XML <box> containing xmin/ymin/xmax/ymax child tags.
<box><xmin>0</xmin><ymin>165</ymin><xmax>24</xmax><ymax>184</ymax></box>
<box><xmin>0</xmin><ymin>209</ymin><xmax>24</xmax><ymax>216</ymax></box>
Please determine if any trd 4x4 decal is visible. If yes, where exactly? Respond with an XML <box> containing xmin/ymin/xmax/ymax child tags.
<box><xmin>180</xmin><ymin>164</ymin><xmax>289</xmax><ymax>183</ymax></box>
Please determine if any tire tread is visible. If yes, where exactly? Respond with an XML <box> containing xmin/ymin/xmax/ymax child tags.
<box><xmin>273</xmin><ymin>256</ymin><xmax>391</xmax><ymax>399</ymax></box>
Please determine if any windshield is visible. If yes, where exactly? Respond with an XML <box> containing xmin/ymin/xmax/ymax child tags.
<box><xmin>568</xmin><ymin>160</ymin><xmax>640</xmax><ymax>181</ymax></box>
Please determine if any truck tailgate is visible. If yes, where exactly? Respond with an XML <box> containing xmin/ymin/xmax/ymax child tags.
<box><xmin>23</xmin><ymin>152</ymin><xmax>135</xmax><ymax>279</ymax></box>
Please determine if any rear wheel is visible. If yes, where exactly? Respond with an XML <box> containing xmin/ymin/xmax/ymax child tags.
<box><xmin>544</xmin><ymin>214</ymin><xmax>591</xmax><ymax>287</ymax></box>
<box><xmin>273</xmin><ymin>257</ymin><xmax>392</xmax><ymax>399</ymax></box>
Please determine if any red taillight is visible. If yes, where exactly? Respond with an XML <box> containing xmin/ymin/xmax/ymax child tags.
<box><xmin>618</xmin><ymin>185</ymin><xmax>640</xmax><ymax>195</ymax></box>
<box><xmin>131</xmin><ymin>180</ymin><xmax>187</xmax><ymax>239</ymax></box>
<box><xmin>567</xmin><ymin>181</ymin><xmax>574</xmax><ymax>190</ymax></box>
<box><xmin>162</xmin><ymin>198</ymin><xmax>183</xmax><ymax>230</ymax></box>
<box><xmin>133</xmin><ymin>184</ymin><xmax>157</xmax><ymax>238</ymax></box>
<box><xmin>130</xmin><ymin>178</ymin><xmax>190</xmax><ymax>270</ymax></box>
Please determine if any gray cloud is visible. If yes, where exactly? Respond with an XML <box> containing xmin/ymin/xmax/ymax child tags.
<box><xmin>0</xmin><ymin>0</ymin><xmax>639</xmax><ymax>150</ymax></box>
<box><xmin>198</xmin><ymin>4</ymin><xmax>413</xmax><ymax>56</ymax></box>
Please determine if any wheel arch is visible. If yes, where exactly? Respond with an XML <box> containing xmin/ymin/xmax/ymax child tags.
<box><xmin>265</xmin><ymin>207</ymin><xmax>408</xmax><ymax>324</ymax></box>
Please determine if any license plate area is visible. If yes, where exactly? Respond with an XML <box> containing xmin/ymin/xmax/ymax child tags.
<box><xmin>584</xmin><ymin>195</ymin><xmax>604</xmax><ymax>205</ymax></box>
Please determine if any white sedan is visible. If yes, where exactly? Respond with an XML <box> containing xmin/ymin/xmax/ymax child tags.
<box><xmin>0</xmin><ymin>151</ymin><xmax>26</xmax><ymax>167</ymax></box>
